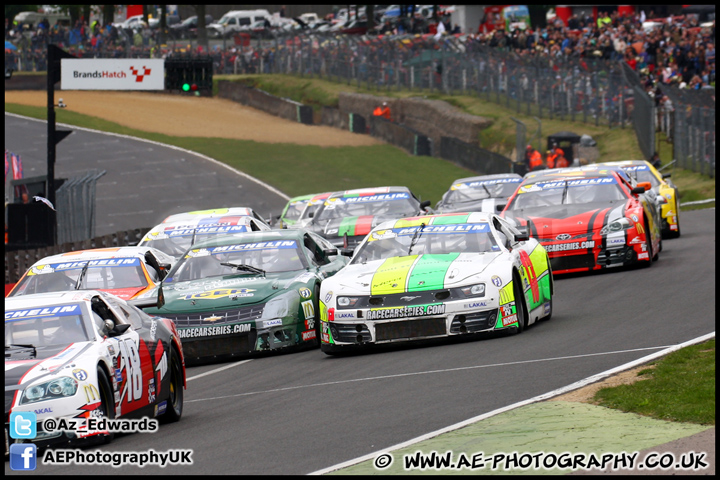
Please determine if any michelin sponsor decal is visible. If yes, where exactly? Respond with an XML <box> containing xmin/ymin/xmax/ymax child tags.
<box><xmin>6</xmin><ymin>304</ymin><xmax>82</xmax><ymax>320</ymax></box>
<box><xmin>366</xmin><ymin>304</ymin><xmax>446</xmax><ymax>321</ymax></box>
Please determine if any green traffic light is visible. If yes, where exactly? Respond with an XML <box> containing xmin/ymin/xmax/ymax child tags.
<box><xmin>182</xmin><ymin>83</ymin><xmax>190</xmax><ymax>92</ymax></box>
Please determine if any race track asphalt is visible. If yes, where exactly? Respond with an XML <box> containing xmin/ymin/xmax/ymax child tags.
<box><xmin>4</xmin><ymin>113</ymin><xmax>289</xmax><ymax>234</ymax></box>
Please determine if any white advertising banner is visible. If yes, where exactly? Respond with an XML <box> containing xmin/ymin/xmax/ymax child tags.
<box><xmin>60</xmin><ymin>59</ymin><xmax>165</xmax><ymax>90</ymax></box>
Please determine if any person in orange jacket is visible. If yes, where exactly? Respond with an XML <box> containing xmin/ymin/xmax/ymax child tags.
<box><xmin>546</xmin><ymin>150</ymin><xmax>556</xmax><ymax>169</ymax></box>
<box><xmin>380</xmin><ymin>101</ymin><xmax>391</xmax><ymax>120</ymax></box>
<box><xmin>527</xmin><ymin>145</ymin><xmax>543</xmax><ymax>171</ymax></box>
<box><xmin>555</xmin><ymin>153</ymin><xmax>570</xmax><ymax>168</ymax></box>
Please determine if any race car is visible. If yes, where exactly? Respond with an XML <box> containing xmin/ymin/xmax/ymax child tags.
<box><xmin>5</xmin><ymin>290</ymin><xmax>185</xmax><ymax>450</ymax></box>
<box><xmin>160</xmin><ymin>207</ymin><xmax>272</xmax><ymax>229</ymax></box>
<box><xmin>300</xmin><ymin>186</ymin><xmax>433</xmax><ymax>251</ymax></box>
<box><xmin>7</xmin><ymin>246</ymin><xmax>175</xmax><ymax>301</ymax></box>
<box><xmin>277</xmin><ymin>191</ymin><xmax>334</xmax><ymax>229</ymax></box>
<box><xmin>501</xmin><ymin>166</ymin><xmax>662</xmax><ymax>275</ymax></box>
<box><xmin>598</xmin><ymin>160</ymin><xmax>681</xmax><ymax>238</ymax></box>
<box><xmin>435</xmin><ymin>173</ymin><xmax>523</xmax><ymax>214</ymax></box>
<box><xmin>318</xmin><ymin>212</ymin><xmax>554</xmax><ymax>354</ymax></box>
<box><xmin>140</xmin><ymin>229</ymin><xmax>349</xmax><ymax>364</ymax></box>
<box><xmin>138</xmin><ymin>214</ymin><xmax>271</xmax><ymax>259</ymax></box>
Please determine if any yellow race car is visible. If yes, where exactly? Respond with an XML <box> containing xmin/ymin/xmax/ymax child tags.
<box><xmin>600</xmin><ymin>160</ymin><xmax>681</xmax><ymax>238</ymax></box>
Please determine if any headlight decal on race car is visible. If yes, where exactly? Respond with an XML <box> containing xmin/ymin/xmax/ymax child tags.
<box><xmin>407</xmin><ymin>253</ymin><xmax>461</xmax><ymax>292</ymax></box>
<box><xmin>365</xmin><ymin>303</ymin><xmax>446</xmax><ymax>321</ymax></box>
<box><xmin>371</xmin><ymin>255</ymin><xmax>421</xmax><ymax>295</ymax></box>
<box><xmin>370</xmin><ymin>253</ymin><xmax>463</xmax><ymax>295</ymax></box>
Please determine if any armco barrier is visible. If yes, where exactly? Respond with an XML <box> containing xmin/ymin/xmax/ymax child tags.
<box><xmin>4</xmin><ymin>227</ymin><xmax>150</xmax><ymax>284</ymax></box>
<box><xmin>369</xmin><ymin>116</ymin><xmax>432</xmax><ymax>157</ymax></box>
<box><xmin>439</xmin><ymin>137</ymin><xmax>513</xmax><ymax>175</ymax></box>
<box><xmin>217</xmin><ymin>80</ymin><xmax>314</xmax><ymax>125</ymax></box>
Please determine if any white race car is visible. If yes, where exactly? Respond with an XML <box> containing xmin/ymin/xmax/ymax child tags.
<box><xmin>5</xmin><ymin>290</ymin><xmax>185</xmax><ymax>450</ymax></box>
<box><xmin>319</xmin><ymin>212</ymin><xmax>554</xmax><ymax>354</ymax></box>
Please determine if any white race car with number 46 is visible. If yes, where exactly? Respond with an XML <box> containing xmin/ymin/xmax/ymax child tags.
<box><xmin>319</xmin><ymin>212</ymin><xmax>554</xmax><ymax>354</ymax></box>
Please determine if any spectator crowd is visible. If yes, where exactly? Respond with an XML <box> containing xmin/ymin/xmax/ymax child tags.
<box><xmin>5</xmin><ymin>9</ymin><xmax>714</xmax><ymax>94</ymax></box>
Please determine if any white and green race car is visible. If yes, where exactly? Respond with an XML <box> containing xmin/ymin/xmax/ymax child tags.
<box><xmin>319</xmin><ymin>212</ymin><xmax>554</xmax><ymax>354</ymax></box>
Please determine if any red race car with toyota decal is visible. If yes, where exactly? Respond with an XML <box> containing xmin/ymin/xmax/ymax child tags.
<box><xmin>501</xmin><ymin>166</ymin><xmax>662</xmax><ymax>274</ymax></box>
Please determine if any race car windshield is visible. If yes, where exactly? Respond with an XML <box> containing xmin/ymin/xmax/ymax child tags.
<box><xmin>167</xmin><ymin>241</ymin><xmax>305</xmax><ymax>282</ymax></box>
<box><xmin>283</xmin><ymin>201</ymin><xmax>309</xmax><ymax>221</ymax></box>
<box><xmin>314</xmin><ymin>197</ymin><xmax>417</xmax><ymax>221</ymax></box>
<box><xmin>11</xmin><ymin>264</ymin><xmax>148</xmax><ymax>295</ymax></box>
<box><xmin>623</xmin><ymin>168</ymin><xmax>660</xmax><ymax>187</ymax></box>
<box><xmin>507</xmin><ymin>180</ymin><xmax>626</xmax><ymax>212</ymax></box>
<box><xmin>352</xmin><ymin>224</ymin><xmax>499</xmax><ymax>264</ymax></box>
<box><xmin>6</xmin><ymin>307</ymin><xmax>91</xmax><ymax>349</ymax></box>
<box><xmin>444</xmin><ymin>181</ymin><xmax>520</xmax><ymax>204</ymax></box>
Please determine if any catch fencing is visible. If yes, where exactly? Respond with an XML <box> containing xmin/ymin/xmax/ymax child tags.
<box><xmin>10</xmin><ymin>35</ymin><xmax>714</xmax><ymax>176</ymax></box>
<box><xmin>55</xmin><ymin>170</ymin><xmax>106</xmax><ymax>245</ymax></box>
<box><xmin>657</xmin><ymin>85</ymin><xmax>715</xmax><ymax>178</ymax></box>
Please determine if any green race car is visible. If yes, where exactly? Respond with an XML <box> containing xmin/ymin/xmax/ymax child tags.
<box><xmin>277</xmin><ymin>192</ymin><xmax>334</xmax><ymax>229</ymax></box>
<box><xmin>141</xmin><ymin>229</ymin><xmax>349</xmax><ymax>364</ymax></box>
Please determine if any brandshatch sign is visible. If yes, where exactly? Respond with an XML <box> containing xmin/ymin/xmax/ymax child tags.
<box><xmin>61</xmin><ymin>59</ymin><xmax>164</xmax><ymax>90</ymax></box>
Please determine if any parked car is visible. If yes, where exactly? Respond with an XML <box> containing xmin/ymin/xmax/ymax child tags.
<box><xmin>169</xmin><ymin>14</ymin><xmax>213</xmax><ymax>39</ymax></box>
<box><xmin>207</xmin><ymin>9</ymin><xmax>271</xmax><ymax>39</ymax></box>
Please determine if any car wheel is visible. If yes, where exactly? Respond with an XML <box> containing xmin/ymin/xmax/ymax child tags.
<box><xmin>513</xmin><ymin>272</ymin><xmax>528</xmax><ymax>333</ymax></box>
<box><xmin>96</xmin><ymin>367</ymin><xmax>115</xmax><ymax>444</ymax></box>
<box><xmin>313</xmin><ymin>285</ymin><xmax>321</xmax><ymax>346</ymax></box>
<box><xmin>159</xmin><ymin>348</ymin><xmax>183</xmax><ymax>424</ymax></box>
<box><xmin>640</xmin><ymin>220</ymin><xmax>653</xmax><ymax>268</ymax></box>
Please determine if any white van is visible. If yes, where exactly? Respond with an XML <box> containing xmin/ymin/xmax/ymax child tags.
<box><xmin>207</xmin><ymin>9</ymin><xmax>271</xmax><ymax>38</ymax></box>
<box><xmin>14</xmin><ymin>10</ymin><xmax>71</xmax><ymax>30</ymax></box>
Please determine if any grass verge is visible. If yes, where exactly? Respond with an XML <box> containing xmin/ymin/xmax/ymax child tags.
<box><xmin>4</xmin><ymin>102</ymin><xmax>473</xmax><ymax>204</ymax></box>
<box><xmin>594</xmin><ymin>339</ymin><xmax>715</xmax><ymax>425</ymax></box>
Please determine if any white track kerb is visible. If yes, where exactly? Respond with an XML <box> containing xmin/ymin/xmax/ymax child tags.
<box><xmin>5</xmin><ymin>112</ymin><xmax>291</xmax><ymax>201</ymax></box>
<box><xmin>308</xmin><ymin>332</ymin><xmax>715</xmax><ymax>475</ymax></box>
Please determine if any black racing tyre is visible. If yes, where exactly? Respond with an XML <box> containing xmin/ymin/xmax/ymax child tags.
<box><xmin>313</xmin><ymin>285</ymin><xmax>321</xmax><ymax>346</ymax></box>
<box><xmin>159</xmin><ymin>348</ymin><xmax>183</xmax><ymax>424</ymax></box>
<box><xmin>640</xmin><ymin>220</ymin><xmax>654</xmax><ymax>268</ymax></box>
<box><xmin>513</xmin><ymin>272</ymin><xmax>528</xmax><ymax>333</ymax></box>
<box><xmin>96</xmin><ymin>367</ymin><xmax>115</xmax><ymax>444</ymax></box>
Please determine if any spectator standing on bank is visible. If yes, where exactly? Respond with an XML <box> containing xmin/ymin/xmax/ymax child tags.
<box><xmin>527</xmin><ymin>144</ymin><xmax>543</xmax><ymax>171</ymax></box>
